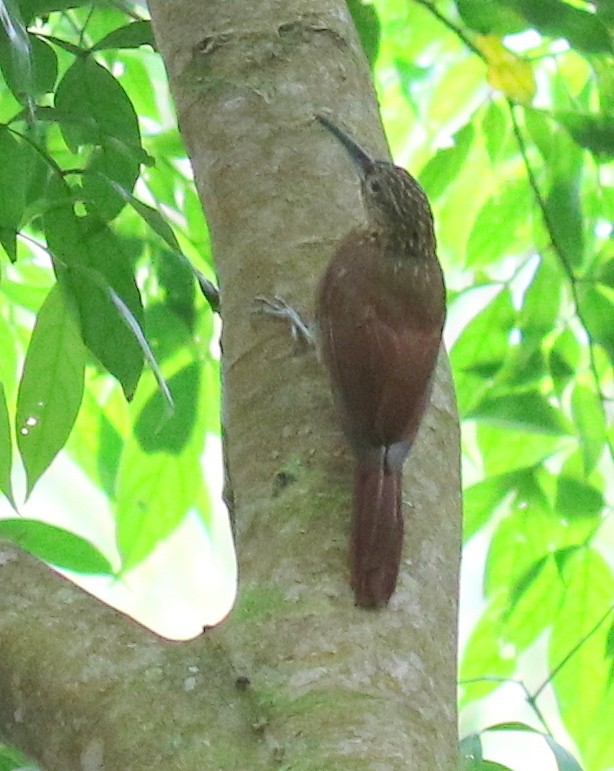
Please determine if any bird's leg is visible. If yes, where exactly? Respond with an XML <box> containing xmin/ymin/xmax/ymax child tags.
<box><xmin>253</xmin><ymin>295</ymin><xmax>315</xmax><ymax>349</ymax></box>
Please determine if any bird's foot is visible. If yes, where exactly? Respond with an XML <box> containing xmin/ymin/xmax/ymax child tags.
<box><xmin>253</xmin><ymin>295</ymin><xmax>315</xmax><ymax>348</ymax></box>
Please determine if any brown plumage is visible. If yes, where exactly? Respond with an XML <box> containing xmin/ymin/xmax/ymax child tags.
<box><xmin>316</xmin><ymin>115</ymin><xmax>446</xmax><ymax>607</ymax></box>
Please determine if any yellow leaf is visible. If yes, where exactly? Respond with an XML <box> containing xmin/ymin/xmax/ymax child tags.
<box><xmin>477</xmin><ymin>35</ymin><xmax>536</xmax><ymax>103</ymax></box>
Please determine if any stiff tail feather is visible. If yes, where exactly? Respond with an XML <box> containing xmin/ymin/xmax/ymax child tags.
<box><xmin>351</xmin><ymin>464</ymin><xmax>404</xmax><ymax>607</ymax></box>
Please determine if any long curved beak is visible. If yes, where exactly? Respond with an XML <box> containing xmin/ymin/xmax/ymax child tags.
<box><xmin>316</xmin><ymin>114</ymin><xmax>374</xmax><ymax>174</ymax></box>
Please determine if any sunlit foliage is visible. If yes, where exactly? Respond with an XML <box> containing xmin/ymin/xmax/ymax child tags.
<box><xmin>0</xmin><ymin>0</ymin><xmax>612</xmax><ymax>769</ymax></box>
<box><xmin>357</xmin><ymin>1</ymin><xmax>613</xmax><ymax>768</ymax></box>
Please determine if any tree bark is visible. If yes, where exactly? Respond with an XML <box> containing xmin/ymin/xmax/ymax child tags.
<box><xmin>0</xmin><ymin>1</ymin><xmax>461</xmax><ymax>768</ymax></box>
<box><xmin>149</xmin><ymin>0</ymin><xmax>461</xmax><ymax>767</ymax></box>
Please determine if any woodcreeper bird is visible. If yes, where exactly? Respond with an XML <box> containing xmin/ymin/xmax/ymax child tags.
<box><xmin>315</xmin><ymin>115</ymin><xmax>446</xmax><ymax>607</ymax></box>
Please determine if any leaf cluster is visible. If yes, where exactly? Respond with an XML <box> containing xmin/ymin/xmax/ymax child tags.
<box><xmin>0</xmin><ymin>0</ymin><xmax>219</xmax><ymax>579</ymax></box>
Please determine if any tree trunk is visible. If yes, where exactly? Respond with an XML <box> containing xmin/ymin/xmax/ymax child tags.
<box><xmin>149</xmin><ymin>0</ymin><xmax>461</xmax><ymax>767</ymax></box>
<box><xmin>0</xmin><ymin>1</ymin><xmax>461</xmax><ymax>768</ymax></box>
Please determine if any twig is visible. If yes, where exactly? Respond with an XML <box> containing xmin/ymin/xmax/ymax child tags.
<box><xmin>459</xmin><ymin>675</ymin><xmax>553</xmax><ymax>734</ymax></box>
<box><xmin>413</xmin><ymin>0</ymin><xmax>483</xmax><ymax>58</ymax></box>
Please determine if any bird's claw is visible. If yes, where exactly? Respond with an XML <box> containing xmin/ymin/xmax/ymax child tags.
<box><xmin>253</xmin><ymin>295</ymin><xmax>314</xmax><ymax>347</ymax></box>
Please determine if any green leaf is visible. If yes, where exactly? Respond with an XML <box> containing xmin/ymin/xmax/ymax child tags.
<box><xmin>0</xmin><ymin>519</ymin><xmax>113</xmax><ymax>574</ymax></box>
<box><xmin>91</xmin><ymin>20</ymin><xmax>156</xmax><ymax>51</ymax></box>
<box><xmin>503</xmin><ymin>556</ymin><xmax>567</xmax><ymax>652</ymax></box>
<box><xmin>596</xmin><ymin>1</ymin><xmax>614</xmax><ymax>24</ymax></box>
<box><xmin>553</xmin><ymin>111</ymin><xmax>614</xmax><ymax>160</ymax></box>
<box><xmin>16</xmin><ymin>285</ymin><xmax>86</xmax><ymax>496</ymax></box>
<box><xmin>55</xmin><ymin>56</ymin><xmax>142</xmax><ymax>154</ymax></box>
<box><xmin>28</xmin><ymin>34</ymin><xmax>57</xmax><ymax>94</ymax></box>
<box><xmin>0</xmin><ymin>30</ymin><xmax>57</xmax><ymax>102</ymax></box>
<box><xmin>524</xmin><ymin>109</ymin><xmax>555</xmax><ymax>163</ymax></box>
<box><xmin>466</xmin><ymin>178</ymin><xmax>531</xmax><ymax>266</ymax></box>
<box><xmin>468</xmin><ymin>390</ymin><xmax>570</xmax><ymax>435</ymax></box>
<box><xmin>83</xmin><ymin>147</ymin><xmax>140</xmax><ymax>221</ymax></box>
<box><xmin>143</xmin><ymin>304</ymin><xmax>193</xmax><ymax>365</ymax></box>
<box><xmin>106</xmin><ymin>284</ymin><xmax>172</xmax><ymax>409</ymax></box>
<box><xmin>115</xmin><ymin>342</ymin><xmax>216</xmax><ymax>570</ymax></box>
<box><xmin>484</xmin><ymin>475</ymin><xmax>552</xmax><ymax>592</ymax></box>
<box><xmin>0</xmin><ymin>281</ymin><xmax>54</xmax><ymax>317</ymax></box>
<box><xmin>479</xmin><ymin>724</ymin><xmax>584</xmax><ymax>771</ymax></box>
<box><xmin>456</xmin><ymin>0</ymin><xmax>525</xmax><ymax>35</ymax></box>
<box><xmin>543</xmin><ymin>736</ymin><xmax>585</xmax><ymax>771</ymax></box>
<box><xmin>464</xmin><ymin>475</ymin><xmax>511</xmax><ymax>541</ymax></box>
<box><xmin>135</xmin><ymin>362</ymin><xmax>199</xmax><ymax>454</ymax></box>
<box><xmin>347</xmin><ymin>0</ymin><xmax>380</xmax><ymax>65</ymax></box>
<box><xmin>571</xmin><ymin>383</ymin><xmax>607</xmax><ymax>474</ymax></box>
<box><xmin>549</xmin><ymin>549</ymin><xmax>614</xmax><ymax>769</ymax></box>
<box><xmin>54</xmin><ymin>58</ymin><xmax>145</xmax><ymax>221</ymax></box>
<box><xmin>394</xmin><ymin>59</ymin><xmax>431</xmax><ymax>115</ymax></box>
<box><xmin>548</xmin><ymin>328</ymin><xmax>580</xmax><ymax>397</ymax></box>
<box><xmin>0</xmin><ymin>125</ymin><xmax>54</xmax><ymax>260</ymax></box>
<box><xmin>450</xmin><ymin>287</ymin><xmax>517</xmax><ymax>414</ymax></box>
<box><xmin>107</xmin><ymin>182</ymin><xmax>182</xmax><ymax>251</ymax></box>
<box><xmin>461</xmin><ymin>734</ymin><xmax>514</xmax><ymax>771</ymax></box>
<box><xmin>578</xmin><ymin>285</ymin><xmax>614</xmax><ymax>363</ymax></box>
<box><xmin>555</xmin><ymin>476</ymin><xmax>603</xmax><ymax>520</ymax></box>
<box><xmin>494</xmin><ymin>260</ymin><xmax>560</xmax><ymax>387</ymax></box>
<box><xmin>518</xmin><ymin>257</ymin><xmax>561</xmax><ymax>344</ymax></box>
<box><xmin>546</xmin><ymin>179</ymin><xmax>585</xmax><ymax>269</ymax></box>
<box><xmin>476</xmin><ymin>424</ymin><xmax>562</xmax><ymax>476</ymax></box>
<box><xmin>0</xmin><ymin>315</ymin><xmax>17</xmax><ymax>386</ymax></box>
<box><xmin>44</xmin><ymin>176</ymin><xmax>145</xmax><ymax>399</ymax></box>
<box><xmin>19</xmin><ymin>0</ymin><xmax>88</xmax><ymax>24</ymax></box>
<box><xmin>155</xmin><ymin>252</ymin><xmax>197</xmax><ymax>329</ymax></box>
<box><xmin>65</xmin><ymin>261</ymin><xmax>146</xmax><ymax>401</ymax></box>
<box><xmin>460</xmin><ymin>733</ymin><xmax>483</xmax><ymax>764</ymax></box>
<box><xmin>115</xmin><ymin>446</ymin><xmax>202</xmax><ymax>571</ymax></box>
<box><xmin>43</xmin><ymin>173</ymin><xmax>84</xmax><ymax>264</ymax></box>
<box><xmin>483</xmin><ymin>484</ymin><xmax>583</xmax><ymax>652</ymax></box>
<box><xmin>0</xmin><ymin>128</ymin><xmax>26</xmax><ymax>261</ymax></box>
<box><xmin>482</xmin><ymin>100</ymin><xmax>508</xmax><ymax>162</ymax></box>
<box><xmin>97</xmin><ymin>411</ymin><xmax>124</xmax><ymax>496</ymax></box>
<box><xmin>496</xmin><ymin>347</ymin><xmax>547</xmax><ymax>390</ymax></box>
<box><xmin>507</xmin><ymin>554</ymin><xmax>548</xmax><ymax>607</ymax></box>
<box><xmin>419</xmin><ymin>124</ymin><xmax>475</xmax><ymax>201</ymax></box>
<box><xmin>452</xmin><ymin>288</ymin><xmax>516</xmax><ymax>371</ymax></box>
<box><xmin>0</xmin><ymin>382</ymin><xmax>16</xmax><ymax>508</ymax></box>
<box><xmin>0</xmin><ymin>0</ymin><xmax>33</xmax><ymax>102</ymax></box>
<box><xmin>0</xmin><ymin>740</ymin><xmax>38</xmax><ymax>769</ymax></box>
<box><xmin>103</xmin><ymin>182</ymin><xmax>211</xmax><ymax>315</ymax></box>
<box><xmin>607</xmin><ymin>621</ymin><xmax>614</xmax><ymax>684</ymax></box>
<box><xmin>460</xmin><ymin>595</ymin><xmax>517</xmax><ymax>705</ymax></box>
<box><xmin>597</xmin><ymin>256</ymin><xmax>614</xmax><ymax>290</ymax></box>
<box><xmin>504</xmin><ymin>0</ymin><xmax>613</xmax><ymax>55</ymax></box>
<box><xmin>543</xmin><ymin>126</ymin><xmax>585</xmax><ymax>269</ymax></box>
<box><xmin>427</xmin><ymin>57</ymin><xmax>484</xmax><ymax>129</ymax></box>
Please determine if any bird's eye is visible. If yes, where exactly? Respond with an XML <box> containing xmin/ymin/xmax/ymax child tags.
<box><xmin>369</xmin><ymin>179</ymin><xmax>382</xmax><ymax>193</ymax></box>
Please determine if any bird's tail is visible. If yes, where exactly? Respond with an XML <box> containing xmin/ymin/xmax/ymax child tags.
<box><xmin>351</xmin><ymin>463</ymin><xmax>404</xmax><ymax>607</ymax></box>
